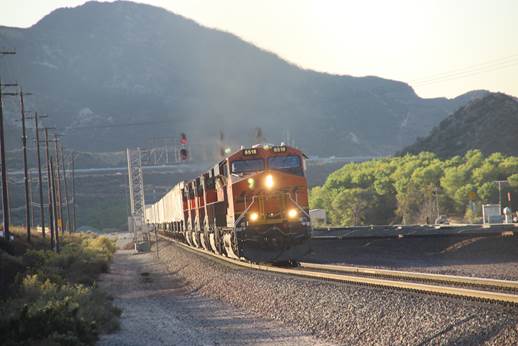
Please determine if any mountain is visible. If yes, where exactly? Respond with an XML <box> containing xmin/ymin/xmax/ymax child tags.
<box><xmin>400</xmin><ymin>93</ymin><xmax>518</xmax><ymax>157</ymax></box>
<box><xmin>0</xmin><ymin>1</ymin><xmax>489</xmax><ymax>157</ymax></box>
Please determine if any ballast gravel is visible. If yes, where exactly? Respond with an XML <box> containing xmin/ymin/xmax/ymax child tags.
<box><xmin>98</xmin><ymin>248</ymin><xmax>329</xmax><ymax>346</ymax></box>
<box><xmin>306</xmin><ymin>237</ymin><xmax>518</xmax><ymax>280</ymax></box>
<box><xmin>153</xmin><ymin>240</ymin><xmax>518</xmax><ymax>345</ymax></box>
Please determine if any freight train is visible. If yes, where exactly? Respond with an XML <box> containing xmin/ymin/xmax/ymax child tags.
<box><xmin>144</xmin><ymin>144</ymin><xmax>311</xmax><ymax>263</ymax></box>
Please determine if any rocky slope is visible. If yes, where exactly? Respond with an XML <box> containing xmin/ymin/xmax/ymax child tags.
<box><xmin>400</xmin><ymin>93</ymin><xmax>518</xmax><ymax>157</ymax></box>
<box><xmin>0</xmin><ymin>1</ymin><xmax>487</xmax><ymax>156</ymax></box>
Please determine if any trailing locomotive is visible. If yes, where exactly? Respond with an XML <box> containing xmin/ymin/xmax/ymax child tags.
<box><xmin>145</xmin><ymin>144</ymin><xmax>311</xmax><ymax>263</ymax></box>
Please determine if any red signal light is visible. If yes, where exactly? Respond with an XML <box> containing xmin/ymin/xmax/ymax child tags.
<box><xmin>180</xmin><ymin>133</ymin><xmax>188</xmax><ymax>145</ymax></box>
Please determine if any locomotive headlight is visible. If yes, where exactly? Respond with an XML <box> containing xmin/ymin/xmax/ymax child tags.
<box><xmin>287</xmin><ymin>208</ymin><xmax>298</xmax><ymax>219</ymax></box>
<box><xmin>265</xmin><ymin>174</ymin><xmax>274</xmax><ymax>189</ymax></box>
<box><xmin>249</xmin><ymin>212</ymin><xmax>259</xmax><ymax>222</ymax></box>
<box><xmin>247</xmin><ymin>178</ymin><xmax>255</xmax><ymax>189</ymax></box>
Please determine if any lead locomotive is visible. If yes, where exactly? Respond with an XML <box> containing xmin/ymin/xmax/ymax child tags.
<box><xmin>145</xmin><ymin>144</ymin><xmax>311</xmax><ymax>263</ymax></box>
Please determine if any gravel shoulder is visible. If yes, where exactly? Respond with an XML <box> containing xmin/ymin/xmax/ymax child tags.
<box><xmin>98</xmin><ymin>246</ymin><xmax>329</xmax><ymax>345</ymax></box>
<box><xmin>305</xmin><ymin>237</ymin><xmax>518</xmax><ymax>280</ymax></box>
<box><xmin>99</xmin><ymin>234</ymin><xmax>518</xmax><ymax>345</ymax></box>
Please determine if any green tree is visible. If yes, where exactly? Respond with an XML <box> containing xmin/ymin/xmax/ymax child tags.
<box><xmin>395</xmin><ymin>182</ymin><xmax>423</xmax><ymax>224</ymax></box>
<box><xmin>508</xmin><ymin>174</ymin><xmax>518</xmax><ymax>188</ymax></box>
<box><xmin>472</xmin><ymin>162</ymin><xmax>499</xmax><ymax>185</ymax></box>
<box><xmin>501</xmin><ymin>158</ymin><xmax>518</xmax><ymax>177</ymax></box>
<box><xmin>478</xmin><ymin>182</ymin><xmax>498</xmax><ymax>203</ymax></box>
<box><xmin>441</xmin><ymin>166</ymin><xmax>468</xmax><ymax>196</ymax></box>
<box><xmin>309</xmin><ymin>186</ymin><xmax>324</xmax><ymax>209</ymax></box>
<box><xmin>463</xmin><ymin>150</ymin><xmax>484</xmax><ymax>170</ymax></box>
<box><xmin>452</xmin><ymin>184</ymin><xmax>476</xmax><ymax>212</ymax></box>
<box><xmin>312</xmin><ymin>152</ymin><xmax>518</xmax><ymax>226</ymax></box>
<box><xmin>331</xmin><ymin>188</ymin><xmax>372</xmax><ymax>225</ymax></box>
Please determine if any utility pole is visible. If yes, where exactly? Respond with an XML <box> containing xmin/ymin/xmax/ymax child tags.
<box><xmin>50</xmin><ymin>156</ymin><xmax>60</xmax><ymax>252</ymax></box>
<box><xmin>19</xmin><ymin>88</ymin><xmax>32</xmax><ymax>242</ymax></box>
<box><xmin>0</xmin><ymin>50</ymin><xmax>15</xmax><ymax>240</ymax></box>
<box><xmin>28</xmin><ymin>173</ymin><xmax>34</xmax><ymax>227</ymax></box>
<box><xmin>0</xmin><ymin>78</ymin><xmax>17</xmax><ymax>241</ymax></box>
<box><xmin>71</xmin><ymin>154</ymin><xmax>77</xmax><ymax>232</ymax></box>
<box><xmin>44</xmin><ymin>128</ymin><xmax>56</xmax><ymax>250</ymax></box>
<box><xmin>494</xmin><ymin>180</ymin><xmax>508</xmax><ymax>214</ymax></box>
<box><xmin>33</xmin><ymin>113</ymin><xmax>47</xmax><ymax>237</ymax></box>
<box><xmin>60</xmin><ymin>143</ymin><xmax>72</xmax><ymax>234</ymax></box>
<box><xmin>54</xmin><ymin>134</ymin><xmax>64</xmax><ymax>236</ymax></box>
<box><xmin>435</xmin><ymin>186</ymin><xmax>440</xmax><ymax>220</ymax></box>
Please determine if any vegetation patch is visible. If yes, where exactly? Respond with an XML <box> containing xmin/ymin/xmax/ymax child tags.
<box><xmin>0</xmin><ymin>228</ymin><xmax>120</xmax><ymax>345</ymax></box>
<box><xmin>311</xmin><ymin>151</ymin><xmax>518</xmax><ymax>225</ymax></box>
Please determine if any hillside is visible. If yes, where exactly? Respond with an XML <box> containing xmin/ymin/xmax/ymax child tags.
<box><xmin>400</xmin><ymin>93</ymin><xmax>518</xmax><ymax>157</ymax></box>
<box><xmin>0</xmin><ymin>1</ymin><xmax>487</xmax><ymax>157</ymax></box>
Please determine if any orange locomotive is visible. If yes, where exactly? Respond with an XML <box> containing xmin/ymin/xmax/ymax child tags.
<box><xmin>145</xmin><ymin>144</ymin><xmax>311</xmax><ymax>263</ymax></box>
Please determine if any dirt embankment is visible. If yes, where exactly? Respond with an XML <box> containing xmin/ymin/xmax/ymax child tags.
<box><xmin>305</xmin><ymin>236</ymin><xmax>518</xmax><ymax>280</ymax></box>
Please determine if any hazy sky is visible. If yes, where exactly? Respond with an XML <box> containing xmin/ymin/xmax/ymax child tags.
<box><xmin>2</xmin><ymin>0</ymin><xmax>517</xmax><ymax>98</ymax></box>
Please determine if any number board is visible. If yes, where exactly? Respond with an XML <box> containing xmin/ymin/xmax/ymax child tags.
<box><xmin>243</xmin><ymin>148</ymin><xmax>258</xmax><ymax>156</ymax></box>
<box><xmin>272</xmin><ymin>146</ymin><xmax>287</xmax><ymax>153</ymax></box>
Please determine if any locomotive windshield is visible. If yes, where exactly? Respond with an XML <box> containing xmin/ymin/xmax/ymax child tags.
<box><xmin>268</xmin><ymin>155</ymin><xmax>303</xmax><ymax>176</ymax></box>
<box><xmin>231</xmin><ymin>159</ymin><xmax>265</xmax><ymax>174</ymax></box>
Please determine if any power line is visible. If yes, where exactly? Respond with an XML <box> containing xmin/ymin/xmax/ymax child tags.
<box><xmin>62</xmin><ymin>120</ymin><xmax>171</xmax><ymax>131</ymax></box>
<box><xmin>414</xmin><ymin>60</ymin><xmax>518</xmax><ymax>87</ymax></box>
<box><xmin>412</xmin><ymin>55</ymin><xmax>518</xmax><ymax>87</ymax></box>
<box><xmin>412</xmin><ymin>53</ymin><xmax>518</xmax><ymax>83</ymax></box>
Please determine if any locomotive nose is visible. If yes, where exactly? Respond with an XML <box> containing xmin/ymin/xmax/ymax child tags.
<box><xmin>239</xmin><ymin>224</ymin><xmax>311</xmax><ymax>263</ymax></box>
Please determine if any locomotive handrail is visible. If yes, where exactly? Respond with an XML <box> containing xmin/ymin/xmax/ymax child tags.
<box><xmin>234</xmin><ymin>195</ymin><xmax>258</xmax><ymax>228</ymax></box>
<box><xmin>287</xmin><ymin>193</ymin><xmax>311</xmax><ymax>219</ymax></box>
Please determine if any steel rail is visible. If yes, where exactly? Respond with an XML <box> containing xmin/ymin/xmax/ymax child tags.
<box><xmin>299</xmin><ymin>262</ymin><xmax>518</xmax><ymax>290</ymax></box>
<box><xmin>157</xmin><ymin>234</ymin><xmax>518</xmax><ymax>304</ymax></box>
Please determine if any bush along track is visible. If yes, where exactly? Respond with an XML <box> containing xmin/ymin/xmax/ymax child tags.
<box><xmin>0</xmin><ymin>229</ymin><xmax>120</xmax><ymax>345</ymax></box>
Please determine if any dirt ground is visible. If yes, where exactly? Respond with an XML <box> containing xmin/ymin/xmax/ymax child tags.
<box><xmin>305</xmin><ymin>236</ymin><xmax>518</xmax><ymax>279</ymax></box>
<box><xmin>98</xmin><ymin>245</ymin><xmax>330</xmax><ymax>346</ymax></box>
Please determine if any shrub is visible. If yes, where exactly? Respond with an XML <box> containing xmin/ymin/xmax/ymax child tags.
<box><xmin>0</xmin><ymin>274</ymin><xmax>120</xmax><ymax>345</ymax></box>
<box><xmin>0</xmin><ymin>251</ymin><xmax>25</xmax><ymax>298</ymax></box>
<box><xmin>20</xmin><ymin>236</ymin><xmax>117</xmax><ymax>286</ymax></box>
<box><xmin>0</xmin><ymin>233</ymin><xmax>120</xmax><ymax>345</ymax></box>
<box><xmin>84</xmin><ymin>236</ymin><xmax>117</xmax><ymax>258</ymax></box>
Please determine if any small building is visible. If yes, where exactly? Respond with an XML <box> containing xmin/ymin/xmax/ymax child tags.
<box><xmin>482</xmin><ymin>204</ymin><xmax>502</xmax><ymax>224</ymax></box>
<box><xmin>310</xmin><ymin>209</ymin><xmax>327</xmax><ymax>225</ymax></box>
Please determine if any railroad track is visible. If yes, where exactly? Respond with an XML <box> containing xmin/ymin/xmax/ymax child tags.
<box><xmin>299</xmin><ymin>262</ymin><xmax>518</xmax><ymax>290</ymax></box>
<box><xmin>157</xmin><ymin>234</ymin><xmax>518</xmax><ymax>304</ymax></box>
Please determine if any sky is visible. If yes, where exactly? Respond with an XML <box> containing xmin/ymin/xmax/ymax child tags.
<box><xmin>1</xmin><ymin>0</ymin><xmax>517</xmax><ymax>99</ymax></box>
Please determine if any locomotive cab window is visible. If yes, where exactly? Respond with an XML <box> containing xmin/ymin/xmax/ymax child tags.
<box><xmin>218</xmin><ymin>161</ymin><xmax>228</xmax><ymax>177</ymax></box>
<box><xmin>231</xmin><ymin>159</ymin><xmax>265</xmax><ymax>174</ymax></box>
<box><xmin>268</xmin><ymin>155</ymin><xmax>303</xmax><ymax>176</ymax></box>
